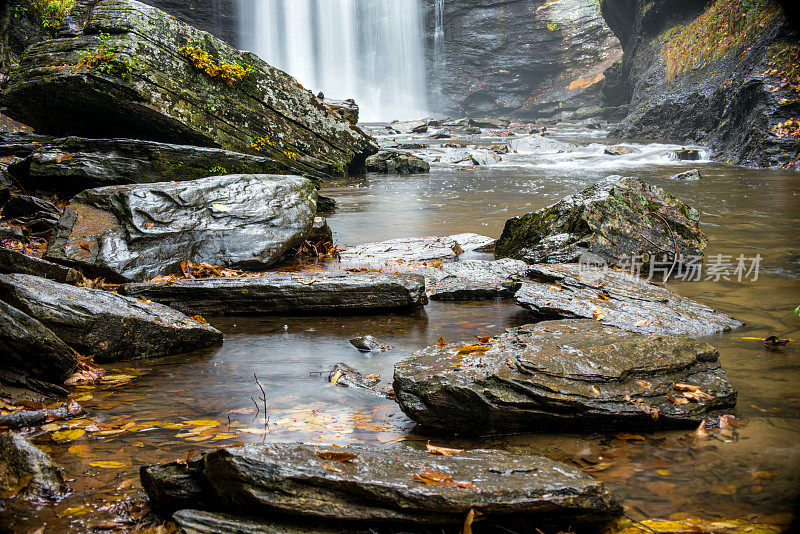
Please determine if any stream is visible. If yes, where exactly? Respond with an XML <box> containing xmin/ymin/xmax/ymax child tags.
<box><xmin>2</xmin><ymin>124</ymin><xmax>799</xmax><ymax>532</ymax></box>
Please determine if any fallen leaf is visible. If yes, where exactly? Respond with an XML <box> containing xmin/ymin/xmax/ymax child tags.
<box><xmin>463</xmin><ymin>508</ymin><xmax>482</xmax><ymax>534</ymax></box>
<box><xmin>412</xmin><ymin>467</ymin><xmax>480</xmax><ymax>491</ymax></box>
<box><xmin>436</xmin><ymin>337</ymin><xmax>448</xmax><ymax>346</ymax></box>
<box><xmin>695</xmin><ymin>420</ymin><xmax>709</xmax><ymax>439</ymax></box>
<box><xmin>89</xmin><ymin>461</ymin><xmax>126</xmax><ymax>469</ymax></box>
<box><xmin>614</xmin><ymin>433</ymin><xmax>646</xmax><ymax>441</ymax></box>
<box><xmin>184</xmin><ymin>420</ymin><xmax>220</xmax><ymax>427</ymax></box>
<box><xmin>52</xmin><ymin>429</ymin><xmax>86</xmax><ymax>442</ymax></box>
<box><xmin>330</xmin><ymin>370</ymin><xmax>343</xmax><ymax>385</ymax></box>
<box><xmin>474</xmin><ymin>335</ymin><xmax>492</xmax><ymax>344</ymax></box>
<box><xmin>455</xmin><ymin>345</ymin><xmax>490</xmax><ymax>355</ymax></box>
<box><xmin>635</xmin><ymin>379</ymin><xmax>653</xmax><ymax>389</ymax></box>
<box><xmin>316</xmin><ymin>450</ymin><xmax>358</xmax><ymax>462</ymax></box>
<box><xmin>426</xmin><ymin>441</ymin><xmax>464</xmax><ymax>456</ymax></box>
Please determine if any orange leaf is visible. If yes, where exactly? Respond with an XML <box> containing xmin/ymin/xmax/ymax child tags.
<box><xmin>426</xmin><ymin>441</ymin><xmax>464</xmax><ymax>456</ymax></box>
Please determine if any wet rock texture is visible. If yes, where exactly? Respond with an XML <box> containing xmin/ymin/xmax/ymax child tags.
<box><xmin>120</xmin><ymin>272</ymin><xmax>427</xmax><ymax>315</ymax></box>
<box><xmin>495</xmin><ymin>175</ymin><xmax>707</xmax><ymax>266</ymax></box>
<box><xmin>0</xmin><ymin>273</ymin><xmax>222</xmax><ymax>362</ymax></box>
<box><xmin>45</xmin><ymin>174</ymin><xmax>317</xmax><ymax>282</ymax></box>
<box><xmin>0</xmin><ymin>432</ymin><xmax>67</xmax><ymax>500</ymax></box>
<box><xmin>424</xmin><ymin>259</ymin><xmax>530</xmax><ymax>301</ymax></box>
<box><xmin>394</xmin><ymin>319</ymin><xmax>737</xmax><ymax>434</ymax></box>
<box><xmin>10</xmin><ymin>137</ymin><xmax>316</xmax><ymax>193</ymax></box>
<box><xmin>430</xmin><ymin>0</ymin><xmax>622</xmax><ymax>119</ymax></box>
<box><xmin>0</xmin><ymin>247</ymin><xmax>82</xmax><ymax>284</ymax></box>
<box><xmin>340</xmin><ymin>234</ymin><xmax>495</xmax><ymax>266</ymax></box>
<box><xmin>515</xmin><ymin>264</ymin><xmax>742</xmax><ymax>337</ymax></box>
<box><xmin>599</xmin><ymin>0</ymin><xmax>800</xmax><ymax>169</ymax></box>
<box><xmin>142</xmin><ymin>442</ymin><xmax>622</xmax><ymax>528</ymax></box>
<box><xmin>365</xmin><ymin>150</ymin><xmax>430</xmax><ymax>174</ymax></box>
<box><xmin>0</xmin><ymin>298</ymin><xmax>77</xmax><ymax>385</ymax></box>
<box><xmin>4</xmin><ymin>0</ymin><xmax>377</xmax><ymax>177</ymax></box>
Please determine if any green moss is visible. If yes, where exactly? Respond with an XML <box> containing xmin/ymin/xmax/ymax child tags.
<box><xmin>13</xmin><ymin>0</ymin><xmax>75</xmax><ymax>28</ymax></box>
<box><xmin>661</xmin><ymin>0</ymin><xmax>782</xmax><ymax>78</ymax></box>
<box><xmin>768</xmin><ymin>42</ymin><xmax>800</xmax><ymax>94</ymax></box>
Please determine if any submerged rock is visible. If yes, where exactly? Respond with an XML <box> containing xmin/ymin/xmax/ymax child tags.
<box><xmin>425</xmin><ymin>258</ymin><xmax>529</xmax><ymax>301</ymax></box>
<box><xmin>669</xmin><ymin>169</ymin><xmax>702</xmax><ymax>181</ymax></box>
<box><xmin>365</xmin><ymin>150</ymin><xmax>430</xmax><ymax>174</ymax></box>
<box><xmin>329</xmin><ymin>363</ymin><xmax>383</xmax><ymax>394</ymax></box>
<box><xmin>348</xmin><ymin>336</ymin><xmax>392</xmax><ymax>353</ymax></box>
<box><xmin>340</xmin><ymin>234</ymin><xmax>495</xmax><ymax>266</ymax></box>
<box><xmin>515</xmin><ymin>264</ymin><xmax>742</xmax><ymax>337</ymax></box>
<box><xmin>0</xmin><ymin>298</ymin><xmax>77</xmax><ymax>385</ymax></box>
<box><xmin>4</xmin><ymin>0</ymin><xmax>377</xmax><ymax>177</ymax></box>
<box><xmin>11</xmin><ymin>137</ymin><xmax>315</xmax><ymax>193</ymax></box>
<box><xmin>142</xmin><ymin>442</ymin><xmax>621</xmax><ymax>527</ymax></box>
<box><xmin>394</xmin><ymin>319</ymin><xmax>737</xmax><ymax>434</ymax></box>
<box><xmin>120</xmin><ymin>272</ymin><xmax>427</xmax><ymax>315</ymax></box>
<box><xmin>0</xmin><ymin>273</ymin><xmax>222</xmax><ymax>363</ymax></box>
<box><xmin>495</xmin><ymin>175</ymin><xmax>708</xmax><ymax>266</ymax></box>
<box><xmin>45</xmin><ymin>174</ymin><xmax>317</xmax><ymax>282</ymax></box>
<box><xmin>0</xmin><ymin>433</ymin><xmax>67</xmax><ymax>500</ymax></box>
<box><xmin>604</xmin><ymin>145</ymin><xmax>638</xmax><ymax>156</ymax></box>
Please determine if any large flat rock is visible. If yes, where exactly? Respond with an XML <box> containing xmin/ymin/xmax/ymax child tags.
<box><xmin>141</xmin><ymin>442</ymin><xmax>621</xmax><ymax>528</ymax></box>
<box><xmin>0</xmin><ymin>273</ymin><xmax>222</xmax><ymax>362</ymax></box>
<box><xmin>516</xmin><ymin>264</ymin><xmax>742</xmax><ymax>337</ymax></box>
<box><xmin>394</xmin><ymin>319</ymin><xmax>737</xmax><ymax>434</ymax></box>
<box><xmin>0</xmin><ymin>299</ymin><xmax>77</xmax><ymax>385</ymax></box>
<box><xmin>11</xmin><ymin>137</ymin><xmax>319</xmax><ymax>193</ymax></box>
<box><xmin>44</xmin><ymin>174</ymin><xmax>317</xmax><ymax>281</ymax></box>
<box><xmin>495</xmin><ymin>175</ymin><xmax>708</xmax><ymax>266</ymax></box>
<box><xmin>4</xmin><ymin>0</ymin><xmax>377</xmax><ymax>177</ymax></box>
<box><xmin>340</xmin><ymin>233</ymin><xmax>495</xmax><ymax>266</ymax></box>
<box><xmin>120</xmin><ymin>272</ymin><xmax>427</xmax><ymax>315</ymax></box>
<box><xmin>424</xmin><ymin>258</ymin><xmax>529</xmax><ymax>301</ymax></box>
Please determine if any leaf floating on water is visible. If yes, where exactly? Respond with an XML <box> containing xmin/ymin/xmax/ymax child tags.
<box><xmin>426</xmin><ymin>441</ymin><xmax>464</xmax><ymax>456</ymax></box>
<box><xmin>52</xmin><ymin>429</ymin><xmax>86</xmax><ymax>442</ymax></box>
<box><xmin>614</xmin><ymin>433</ymin><xmax>646</xmax><ymax>441</ymax></box>
<box><xmin>224</xmin><ymin>408</ymin><xmax>256</xmax><ymax>415</ymax></box>
<box><xmin>184</xmin><ymin>420</ymin><xmax>220</xmax><ymax>427</ymax></box>
<box><xmin>330</xmin><ymin>371</ymin><xmax>343</xmax><ymax>385</ymax></box>
<box><xmin>101</xmin><ymin>374</ymin><xmax>135</xmax><ymax>383</ymax></box>
<box><xmin>694</xmin><ymin>420</ymin><xmax>709</xmax><ymax>439</ymax></box>
<box><xmin>455</xmin><ymin>345</ymin><xmax>490</xmax><ymax>355</ymax></box>
<box><xmin>474</xmin><ymin>335</ymin><xmax>492</xmax><ymax>344</ymax></box>
<box><xmin>764</xmin><ymin>336</ymin><xmax>791</xmax><ymax>347</ymax></box>
<box><xmin>316</xmin><ymin>450</ymin><xmax>358</xmax><ymax>462</ymax></box>
<box><xmin>436</xmin><ymin>337</ymin><xmax>448</xmax><ymax>346</ymax></box>
<box><xmin>89</xmin><ymin>461</ymin><xmax>126</xmax><ymax>469</ymax></box>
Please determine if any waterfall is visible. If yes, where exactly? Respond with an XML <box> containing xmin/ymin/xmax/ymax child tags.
<box><xmin>432</xmin><ymin>0</ymin><xmax>446</xmax><ymax>112</ymax></box>
<box><xmin>238</xmin><ymin>0</ymin><xmax>429</xmax><ymax>122</ymax></box>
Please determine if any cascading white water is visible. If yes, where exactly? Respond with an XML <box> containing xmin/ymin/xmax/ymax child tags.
<box><xmin>238</xmin><ymin>0</ymin><xmax>429</xmax><ymax>122</ymax></box>
<box><xmin>431</xmin><ymin>0</ymin><xmax>446</xmax><ymax>112</ymax></box>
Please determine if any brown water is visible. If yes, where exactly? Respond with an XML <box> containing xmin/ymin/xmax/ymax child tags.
<box><xmin>2</xmin><ymin>126</ymin><xmax>799</xmax><ymax>532</ymax></box>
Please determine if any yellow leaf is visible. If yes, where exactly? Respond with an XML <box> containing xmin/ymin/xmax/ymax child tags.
<box><xmin>455</xmin><ymin>345</ymin><xmax>490</xmax><ymax>355</ymax></box>
<box><xmin>211</xmin><ymin>203</ymin><xmax>232</xmax><ymax>212</ymax></box>
<box><xmin>89</xmin><ymin>461</ymin><xmax>127</xmax><ymax>469</ymax></box>
<box><xmin>52</xmin><ymin>429</ymin><xmax>86</xmax><ymax>442</ymax></box>
<box><xmin>184</xmin><ymin>420</ymin><xmax>220</xmax><ymax>426</ymax></box>
<box><xmin>330</xmin><ymin>370</ymin><xmax>343</xmax><ymax>385</ymax></box>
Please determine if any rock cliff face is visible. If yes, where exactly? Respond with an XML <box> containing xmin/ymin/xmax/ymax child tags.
<box><xmin>426</xmin><ymin>0</ymin><xmax>622</xmax><ymax>119</ymax></box>
<box><xmin>600</xmin><ymin>0</ymin><xmax>800</xmax><ymax>169</ymax></box>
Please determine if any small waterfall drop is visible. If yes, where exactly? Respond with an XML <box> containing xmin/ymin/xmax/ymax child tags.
<box><xmin>238</xmin><ymin>0</ymin><xmax>429</xmax><ymax>122</ymax></box>
<box><xmin>431</xmin><ymin>0</ymin><xmax>446</xmax><ymax>112</ymax></box>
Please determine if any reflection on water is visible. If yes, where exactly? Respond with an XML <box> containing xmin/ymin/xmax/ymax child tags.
<box><xmin>2</xmin><ymin>126</ymin><xmax>799</xmax><ymax>531</ymax></box>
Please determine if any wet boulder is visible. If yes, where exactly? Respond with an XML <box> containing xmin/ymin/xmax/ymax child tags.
<box><xmin>669</xmin><ymin>169</ymin><xmax>702</xmax><ymax>181</ymax></box>
<box><xmin>0</xmin><ymin>273</ymin><xmax>222</xmax><ymax>363</ymax></box>
<box><xmin>44</xmin><ymin>174</ymin><xmax>317</xmax><ymax>282</ymax></box>
<box><xmin>394</xmin><ymin>319</ymin><xmax>737</xmax><ymax>434</ymax></box>
<box><xmin>509</xmin><ymin>135</ymin><xmax>576</xmax><ymax>154</ymax></box>
<box><xmin>495</xmin><ymin>175</ymin><xmax>708</xmax><ymax>266</ymax></box>
<box><xmin>119</xmin><ymin>272</ymin><xmax>427</xmax><ymax>315</ymax></box>
<box><xmin>0</xmin><ymin>247</ymin><xmax>82</xmax><ymax>284</ymax></box>
<box><xmin>339</xmin><ymin>233</ymin><xmax>495</xmax><ymax>266</ymax></box>
<box><xmin>365</xmin><ymin>150</ymin><xmax>430</xmax><ymax>174</ymax></box>
<box><xmin>391</xmin><ymin>120</ymin><xmax>429</xmax><ymax>134</ymax></box>
<box><xmin>4</xmin><ymin>0</ymin><xmax>377</xmax><ymax>178</ymax></box>
<box><xmin>0</xmin><ymin>299</ymin><xmax>77</xmax><ymax>386</ymax></box>
<box><xmin>322</xmin><ymin>97</ymin><xmax>359</xmax><ymax>126</ymax></box>
<box><xmin>329</xmin><ymin>363</ymin><xmax>383</xmax><ymax>394</ymax></box>
<box><xmin>142</xmin><ymin>442</ymin><xmax>621</xmax><ymax>528</ymax></box>
<box><xmin>425</xmin><ymin>258</ymin><xmax>529</xmax><ymax>301</ymax></box>
<box><xmin>2</xmin><ymin>194</ymin><xmax>61</xmax><ymax>237</ymax></box>
<box><xmin>670</xmin><ymin>149</ymin><xmax>702</xmax><ymax>161</ymax></box>
<box><xmin>515</xmin><ymin>264</ymin><xmax>741</xmax><ymax>337</ymax></box>
<box><xmin>468</xmin><ymin>149</ymin><xmax>502</xmax><ymax>166</ymax></box>
<box><xmin>10</xmin><ymin>137</ymin><xmax>317</xmax><ymax>194</ymax></box>
<box><xmin>604</xmin><ymin>145</ymin><xmax>639</xmax><ymax>156</ymax></box>
<box><xmin>348</xmin><ymin>336</ymin><xmax>391</xmax><ymax>353</ymax></box>
<box><xmin>0</xmin><ymin>433</ymin><xmax>67</xmax><ymax>500</ymax></box>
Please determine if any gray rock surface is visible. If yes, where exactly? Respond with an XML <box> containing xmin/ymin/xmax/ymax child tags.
<box><xmin>44</xmin><ymin>174</ymin><xmax>317</xmax><ymax>281</ymax></box>
<box><xmin>4</xmin><ymin>0</ymin><xmax>377</xmax><ymax>177</ymax></box>
<box><xmin>0</xmin><ymin>433</ymin><xmax>67</xmax><ymax>500</ymax></box>
<box><xmin>425</xmin><ymin>259</ymin><xmax>530</xmax><ymax>301</ymax></box>
<box><xmin>120</xmin><ymin>272</ymin><xmax>427</xmax><ymax>315</ymax></box>
<box><xmin>142</xmin><ymin>442</ymin><xmax>622</xmax><ymax>527</ymax></box>
<box><xmin>0</xmin><ymin>247</ymin><xmax>82</xmax><ymax>284</ymax></box>
<box><xmin>365</xmin><ymin>150</ymin><xmax>430</xmax><ymax>174</ymax></box>
<box><xmin>329</xmin><ymin>363</ymin><xmax>383</xmax><ymax>394</ymax></box>
<box><xmin>340</xmin><ymin>234</ymin><xmax>495</xmax><ymax>266</ymax></box>
<box><xmin>495</xmin><ymin>175</ymin><xmax>708</xmax><ymax>266</ymax></box>
<box><xmin>0</xmin><ymin>273</ymin><xmax>222</xmax><ymax>362</ymax></box>
<box><xmin>669</xmin><ymin>169</ymin><xmax>702</xmax><ymax>181</ymax></box>
<box><xmin>11</xmin><ymin>137</ymin><xmax>318</xmax><ymax>193</ymax></box>
<box><xmin>0</xmin><ymin>298</ymin><xmax>77</xmax><ymax>385</ymax></box>
<box><xmin>509</xmin><ymin>135</ymin><xmax>576</xmax><ymax>154</ymax></box>
<box><xmin>515</xmin><ymin>264</ymin><xmax>742</xmax><ymax>337</ymax></box>
<box><xmin>394</xmin><ymin>319</ymin><xmax>737</xmax><ymax>434</ymax></box>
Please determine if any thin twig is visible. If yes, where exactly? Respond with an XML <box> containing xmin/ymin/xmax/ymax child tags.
<box><xmin>652</xmin><ymin>212</ymin><xmax>678</xmax><ymax>282</ymax></box>
<box><xmin>625</xmin><ymin>513</ymin><xmax>658</xmax><ymax>534</ymax></box>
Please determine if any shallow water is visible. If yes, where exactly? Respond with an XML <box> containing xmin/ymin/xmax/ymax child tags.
<box><xmin>2</xmin><ymin>125</ymin><xmax>799</xmax><ymax>532</ymax></box>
